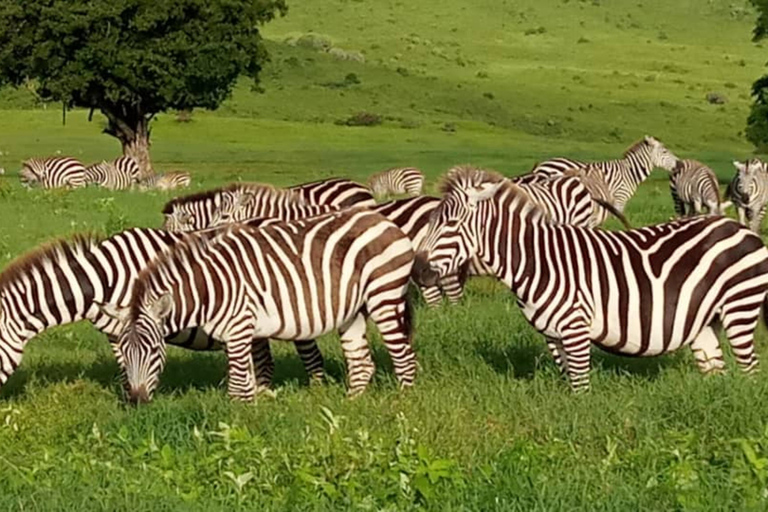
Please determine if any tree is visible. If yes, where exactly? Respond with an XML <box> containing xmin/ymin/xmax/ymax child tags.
<box><xmin>0</xmin><ymin>0</ymin><xmax>287</xmax><ymax>177</ymax></box>
<box><xmin>748</xmin><ymin>0</ymin><xmax>768</xmax><ymax>148</ymax></box>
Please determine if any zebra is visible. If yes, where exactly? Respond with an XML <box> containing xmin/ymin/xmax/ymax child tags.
<box><xmin>85</xmin><ymin>158</ymin><xmax>140</xmax><ymax>190</ymax></box>
<box><xmin>413</xmin><ymin>167</ymin><xmax>768</xmax><ymax>391</ymax></box>
<box><xmin>728</xmin><ymin>159</ymin><xmax>768</xmax><ymax>232</ymax></box>
<box><xmin>19</xmin><ymin>157</ymin><xmax>87</xmax><ymax>189</ymax></box>
<box><xmin>367</xmin><ymin>167</ymin><xmax>425</xmax><ymax>198</ymax></box>
<box><xmin>439</xmin><ymin>168</ymin><xmax>630</xmax><ymax>305</ymax></box>
<box><xmin>525</xmin><ymin>136</ymin><xmax>679</xmax><ymax>212</ymax></box>
<box><xmin>669</xmin><ymin>159</ymin><xmax>728</xmax><ymax>217</ymax></box>
<box><xmin>110</xmin><ymin>208</ymin><xmax>417</xmax><ymax>403</ymax></box>
<box><xmin>139</xmin><ymin>172</ymin><xmax>192</xmax><ymax>191</ymax></box>
<box><xmin>0</xmin><ymin>227</ymin><xmax>326</xmax><ymax>395</ymax></box>
<box><xmin>288</xmin><ymin>177</ymin><xmax>376</xmax><ymax>208</ymax></box>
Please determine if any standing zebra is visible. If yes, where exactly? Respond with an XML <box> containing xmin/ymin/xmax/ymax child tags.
<box><xmin>367</xmin><ymin>167</ymin><xmax>425</xmax><ymax>198</ymax></box>
<box><xmin>0</xmin><ymin>227</ymin><xmax>326</xmax><ymax>394</ymax></box>
<box><xmin>669</xmin><ymin>159</ymin><xmax>728</xmax><ymax>217</ymax></box>
<box><xmin>112</xmin><ymin>208</ymin><xmax>417</xmax><ymax>403</ymax></box>
<box><xmin>162</xmin><ymin>186</ymin><xmax>451</xmax><ymax>307</ymax></box>
<box><xmin>413</xmin><ymin>167</ymin><xmax>768</xmax><ymax>391</ymax></box>
<box><xmin>525</xmin><ymin>136</ymin><xmax>679</xmax><ymax>212</ymax></box>
<box><xmin>19</xmin><ymin>157</ymin><xmax>87</xmax><ymax>189</ymax></box>
<box><xmin>85</xmin><ymin>157</ymin><xmax>140</xmax><ymax>190</ymax></box>
<box><xmin>139</xmin><ymin>172</ymin><xmax>192</xmax><ymax>191</ymax></box>
<box><xmin>288</xmin><ymin>177</ymin><xmax>376</xmax><ymax>208</ymax></box>
<box><xmin>728</xmin><ymin>159</ymin><xmax>768</xmax><ymax>232</ymax></box>
<box><xmin>439</xmin><ymin>168</ymin><xmax>629</xmax><ymax>305</ymax></box>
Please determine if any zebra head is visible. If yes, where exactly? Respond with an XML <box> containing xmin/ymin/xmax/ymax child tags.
<box><xmin>19</xmin><ymin>159</ymin><xmax>45</xmax><ymax>187</ymax></box>
<box><xmin>733</xmin><ymin>159</ymin><xmax>767</xmax><ymax>200</ymax></box>
<box><xmin>162</xmin><ymin>190</ymin><xmax>233</xmax><ymax>232</ymax></box>
<box><xmin>643</xmin><ymin>136</ymin><xmax>679</xmax><ymax>171</ymax></box>
<box><xmin>413</xmin><ymin>167</ymin><xmax>505</xmax><ymax>287</ymax></box>
<box><xmin>115</xmin><ymin>293</ymin><xmax>173</xmax><ymax>404</ymax></box>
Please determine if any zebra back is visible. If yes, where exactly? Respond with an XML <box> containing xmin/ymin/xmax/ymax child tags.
<box><xmin>367</xmin><ymin>167</ymin><xmax>425</xmax><ymax>197</ymax></box>
<box><xmin>288</xmin><ymin>177</ymin><xmax>375</xmax><ymax>208</ymax></box>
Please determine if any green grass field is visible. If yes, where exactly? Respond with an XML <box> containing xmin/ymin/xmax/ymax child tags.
<box><xmin>3</xmin><ymin>0</ymin><xmax>768</xmax><ymax>509</ymax></box>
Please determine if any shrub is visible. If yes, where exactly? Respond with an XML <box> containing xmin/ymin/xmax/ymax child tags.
<box><xmin>337</xmin><ymin>112</ymin><xmax>382</xmax><ymax>127</ymax></box>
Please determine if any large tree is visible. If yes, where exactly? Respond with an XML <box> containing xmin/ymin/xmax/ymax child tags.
<box><xmin>0</xmin><ymin>0</ymin><xmax>286</xmax><ymax>176</ymax></box>
<box><xmin>748</xmin><ymin>0</ymin><xmax>768</xmax><ymax>148</ymax></box>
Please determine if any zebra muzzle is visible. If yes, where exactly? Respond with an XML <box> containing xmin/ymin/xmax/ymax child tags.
<box><xmin>127</xmin><ymin>384</ymin><xmax>151</xmax><ymax>405</ymax></box>
<box><xmin>413</xmin><ymin>252</ymin><xmax>440</xmax><ymax>287</ymax></box>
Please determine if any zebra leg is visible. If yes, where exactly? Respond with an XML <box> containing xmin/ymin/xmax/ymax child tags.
<box><xmin>692</xmin><ymin>199</ymin><xmax>703</xmax><ymax>216</ymax></box>
<box><xmin>368</xmin><ymin>298</ymin><xmax>417</xmax><ymax>390</ymax></box>
<box><xmin>294</xmin><ymin>340</ymin><xmax>325</xmax><ymax>385</ymax></box>
<box><xmin>338</xmin><ymin>312</ymin><xmax>375</xmax><ymax>397</ymax></box>
<box><xmin>690</xmin><ymin>326</ymin><xmax>725</xmax><ymax>375</ymax></box>
<box><xmin>251</xmin><ymin>339</ymin><xmax>276</xmax><ymax>398</ymax></box>
<box><xmin>737</xmin><ymin>206</ymin><xmax>747</xmax><ymax>226</ymax></box>
<box><xmin>441</xmin><ymin>273</ymin><xmax>465</xmax><ymax>305</ymax></box>
<box><xmin>223</xmin><ymin>327</ymin><xmax>258</xmax><ymax>401</ymax></box>
<box><xmin>559</xmin><ymin>328</ymin><xmax>592</xmax><ymax>392</ymax></box>
<box><xmin>421</xmin><ymin>284</ymin><xmax>443</xmax><ymax>308</ymax></box>
<box><xmin>721</xmin><ymin>303</ymin><xmax>761</xmax><ymax>374</ymax></box>
<box><xmin>545</xmin><ymin>337</ymin><xmax>568</xmax><ymax>376</ymax></box>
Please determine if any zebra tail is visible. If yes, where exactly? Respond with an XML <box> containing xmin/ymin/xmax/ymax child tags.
<box><xmin>594</xmin><ymin>199</ymin><xmax>632</xmax><ymax>230</ymax></box>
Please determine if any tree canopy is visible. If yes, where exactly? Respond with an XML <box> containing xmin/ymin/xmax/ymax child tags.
<box><xmin>0</xmin><ymin>0</ymin><xmax>287</xmax><ymax>174</ymax></box>
<box><xmin>747</xmin><ymin>0</ymin><xmax>768</xmax><ymax>148</ymax></box>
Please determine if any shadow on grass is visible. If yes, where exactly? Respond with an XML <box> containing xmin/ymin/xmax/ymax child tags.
<box><xmin>477</xmin><ymin>337</ymin><xmax>688</xmax><ymax>382</ymax></box>
<box><xmin>0</xmin><ymin>343</ymin><xmax>358</xmax><ymax>400</ymax></box>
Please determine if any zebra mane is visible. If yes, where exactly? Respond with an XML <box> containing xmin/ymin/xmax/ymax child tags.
<box><xmin>440</xmin><ymin>166</ymin><xmax>551</xmax><ymax>222</ymax></box>
<box><xmin>623</xmin><ymin>137</ymin><xmax>653</xmax><ymax>157</ymax></box>
<box><xmin>161</xmin><ymin>182</ymin><xmax>305</xmax><ymax>214</ymax></box>
<box><xmin>0</xmin><ymin>234</ymin><xmax>103</xmax><ymax>291</ymax></box>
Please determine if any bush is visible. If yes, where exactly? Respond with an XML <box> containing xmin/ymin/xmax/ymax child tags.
<box><xmin>337</xmin><ymin>112</ymin><xmax>382</xmax><ymax>127</ymax></box>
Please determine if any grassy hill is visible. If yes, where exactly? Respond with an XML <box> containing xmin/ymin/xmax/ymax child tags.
<box><xmin>2</xmin><ymin>1</ymin><xmax>768</xmax><ymax>510</ymax></box>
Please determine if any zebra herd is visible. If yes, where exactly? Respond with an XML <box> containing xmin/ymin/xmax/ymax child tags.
<box><xmin>2</xmin><ymin>138</ymin><xmax>768</xmax><ymax>402</ymax></box>
<box><xmin>17</xmin><ymin>155</ymin><xmax>191</xmax><ymax>191</ymax></box>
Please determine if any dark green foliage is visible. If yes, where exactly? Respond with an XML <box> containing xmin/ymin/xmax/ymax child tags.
<box><xmin>0</xmin><ymin>0</ymin><xmax>286</xmax><ymax>112</ymax></box>
<box><xmin>747</xmin><ymin>1</ymin><xmax>768</xmax><ymax>147</ymax></box>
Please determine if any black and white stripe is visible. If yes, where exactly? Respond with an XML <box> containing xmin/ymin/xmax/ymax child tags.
<box><xmin>367</xmin><ymin>167</ymin><xmax>425</xmax><ymax>197</ymax></box>
<box><xmin>140</xmin><ymin>172</ymin><xmax>192</xmax><ymax>191</ymax></box>
<box><xmin>0</xmin><ymin>228</ymin><xmax>326</xmax><ymax>394</ymax></box>
<box><xmin>113</xmin><ymin>208</ymin><xmax>417</xmax><ymax>403</ymax></box>
<box><xmin>85</xmin><ymin>157</ymin><xmax>141</xmax><ymax>190</ymax></box>
<box><xmin>525</xmin><ymin>136</ymin><xmax>678</xmax><ymax>212</ymax></box>
<box><xmin>414</xmin><ymin>167</ymin><xmax>768</xmax><ymax>391</ymax></box>
<box><xmin>288</xmin><ymin>177</ymin><xmax>375</xmax><ymax>208</ymax></box>
<box><xmin>728</xmin><ymin>159</ymin><xmax>768</xmax><ymax>232</ymax></box>
<box><xmin>20</xmin><ymin>157</ymin><xmax>87</xmax><ymax>189</ymax></box>
<box><xmin>669</xmin><ymin>159</ymin><xmax>726</xmax><ymax>216</ymax></box>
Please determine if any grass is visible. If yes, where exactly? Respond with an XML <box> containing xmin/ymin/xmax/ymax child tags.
<box><xmin>2</xmin><ymin>0</ymin><xmax>768</xmax><ymax>509</ymax></box>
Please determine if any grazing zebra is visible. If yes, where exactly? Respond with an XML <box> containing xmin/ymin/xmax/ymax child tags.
<box><xmin>728</xmin><ymin>159</ymin><xmax>768</xmax><ymax>232</ymax></box>
<box><xmin>19</xmin><ymin>157</ymin><xmax>87</xmax><ymax>189</ymax></box>
<box><xmin>413</xmin><ymin>167</ymin><xmax>768</xmax><ymax>391</ymax></box>
<box><xmin>85</xmin><ymin>158</ymin><xmax>140</xmax><ymax>190</ymax></box>
<box><xmin>0</xmin><ymin>228</ymin><xmax>325</xmax><ymax>394</ymax></box>
<box><xmin>525</xmin><ymin>136</ymin><xmax>679</xmax><ymax>212</ymax></box>
<box><xmin>669</xmin><ymin>159</ymin><xmax>728</xmax><ymax>217</ymax></box>
<box><xmin>112</xmin><ymin>208</ymin><xmax>417</xmax><ymax>403</ymax></box>
<box><xmin>139</xmin><ymin>172</ymin><xmax>192</xmax><ymax>191</ymax></box>
<box><xmin>367</xmin><ymin>167</ymin><xmax>425</xmax><ymax>198</ymax></box>
<box><xmin>162</xmin><ymin>186</ymin><xmax>450</xmax><ymax>306</ymax></box>
<box><xmin>288</xmin><ymin>177</ymin><xmax>376</xmax><ymax>208</ymax></box>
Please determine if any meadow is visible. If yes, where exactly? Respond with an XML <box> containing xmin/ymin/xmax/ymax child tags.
<box><xmin>2</xmin><ymin>0</ymin><xmax>768</xmax><ymax>509</ymax></box>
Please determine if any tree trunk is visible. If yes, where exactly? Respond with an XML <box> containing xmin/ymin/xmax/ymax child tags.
<box><xmin>102</xmin><ymin>107</ymin><xmax>154</xmax><ymax>179</ymax></box>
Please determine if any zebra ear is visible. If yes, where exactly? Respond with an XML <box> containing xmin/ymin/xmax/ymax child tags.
<box><xmin>95</xmin><ymin>301</ymin><xmax>130</xmax><ymax>324</ymax></box>
<box><xmin>149</xmin><ymin>294</ymin><xmax>173</xmax><ymax>321</ymax></box>
<box><xmin>467</xmin><ymin>181</ymin><xmax>503</xmax><ymax>206</ymax></box>
<box><xmin>235</xmin><ymin>192</ymin><xmax>256</xmax><ymax>209</ymax></box>
<box><xmin>733</xmin><ymin>161</ymin><xmax>747</xmax><ymax>173</ymax></box>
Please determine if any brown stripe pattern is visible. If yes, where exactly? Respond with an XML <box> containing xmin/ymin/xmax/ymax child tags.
<box><xmin>414</xmin><ymin>167</ymin><xmax>768</xmax><ymax>392</ymax></box>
